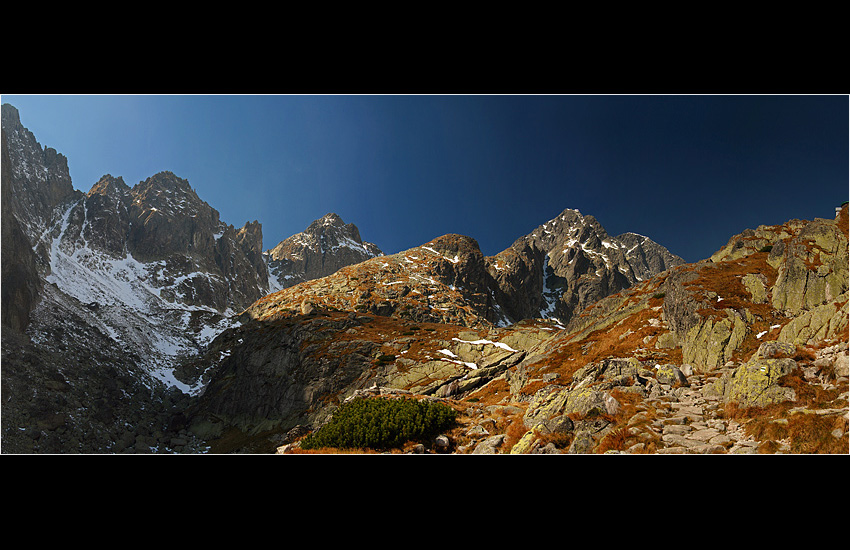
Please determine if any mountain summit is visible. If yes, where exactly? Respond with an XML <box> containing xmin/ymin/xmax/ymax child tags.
<box><xmin>265</xmin><ymin>212</ymin><xmax>383</xmax><ymax>291</ymax></box>
<box><xmin>247</xmin><ymin>211</ymin><xmax>683</xmax><ymax>331</ymax></box>
<box><xmin>487</xmin><ymin>208</ymin><xmax>685</xmax><ymax>325</ymax></box>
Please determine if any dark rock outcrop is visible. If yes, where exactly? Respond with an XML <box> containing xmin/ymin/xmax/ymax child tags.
<box><xmin>1</xmin><ymin>104</ymin><xmax>79</xmax><ymax>245</ymax></box>
<box><xmin>1</xmin><ymin>124</ymin><xmax>42</xmax><ymax>332</ymax></box>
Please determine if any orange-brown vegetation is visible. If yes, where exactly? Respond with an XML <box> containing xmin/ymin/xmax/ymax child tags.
<box><xmin>686</xmin><ymin>251</ymin><xmax>777</xmax><ymax>317</ymax></box>
<box><xmin>594</xmin><ymin>388</ymin><xmax>663</xmax><ymax>454</ymax></box>
<box><xmin>287</xmin><ymin>446</ymin><xmax>388</xmax><ymax>454</ymax></box>
<box><xmin>465</xmin><ymin>377</ymin><xmax>513</xmax><ymax>407</ymax></box>
<box><xmin>518</xmin><ymin>306</ymin><xmax>682</xmax><ymax>400</ymax></box>
<box><xmin>722</xmin><ymin>367</ymin><xmax>849</xmax><ymax>454</ymax></box>
<box><xmin>503</xmin><ymin>414</ymin><xmax>531</xmax><ymax>452</ymax></box>
<box><xmin>729</xmin><ymin>403</ymin><xmax>849</xmax><ymax>455</ymax></box>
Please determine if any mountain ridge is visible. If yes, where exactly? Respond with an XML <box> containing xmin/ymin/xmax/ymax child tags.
<box><xmin>2</xmin><ymin>102</ymin><xmax>846</xmax><ymax>455</ymax></box>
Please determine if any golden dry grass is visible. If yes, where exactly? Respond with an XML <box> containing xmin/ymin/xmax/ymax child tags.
<box><xmin>721</xmin><ymin>368</ymin><xmax>849</xmax><ymax>454</ymax></box>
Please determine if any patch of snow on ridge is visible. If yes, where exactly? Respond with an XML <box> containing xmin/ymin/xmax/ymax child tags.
<box><xmin>451</xmin><ymin>337</ymin><xmax>518</xmax><ymax>353</ymax></box>
<box><xmin>539</xmin><ymin>254</ymin><xmax>559</xmax><ymax>319</ymax></box>
<box><xmin>421</xmin><ymin>246</ymin><xmax>460</xmax><ymax>264</ymax></box>
<box><xmin>439</xmin><ymin>357</ymin><xmax>478</xmax><ymax>370</ymax></box>
<box><xmin>332</xmin><ymin>235</ymin><xmax>376</xmax><ymax>256</ymax></box>
<box><xmin>41</xmin><ymin>199</ymin><xmax>238</xmax><ymax>394</ymax></box>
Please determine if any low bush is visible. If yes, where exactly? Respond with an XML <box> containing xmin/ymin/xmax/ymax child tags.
<box><xmin>300</xmin><ymin>397</ymin><xmax>458</xmax><ymax>451</ymax></box>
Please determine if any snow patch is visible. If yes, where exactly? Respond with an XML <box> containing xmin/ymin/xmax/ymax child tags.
<box><xmin>421</xmin><ymin>246</ymin><xmax>459</xmax><ymax>264</ymax></box>
<box><xmin>41</xmin><ymin>198</ymin><xmax>240</xmax><ymax>394</ymax></box>
<box><xmin>439</xmin><ymin>357</ymin><xmax>478</xmax><ymax>369</ymax></box>
<box><xmin>451</xmin><ymin>337</ymin><xmax>518</xmax><ymax>353</ymax></box>
<box><xmin>539</xmin><ymin>254</ymin><xmax>559</xmax><ymax>318</ymax></box>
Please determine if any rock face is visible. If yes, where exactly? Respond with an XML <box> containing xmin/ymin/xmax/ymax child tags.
<box><xmin>20</xmin><ymin>168</ymin><xmax>270</xmax><ymax>375</ymax></box>
<box><xmin>265</xmin><ymin>213</ymin><xmax>382</xmax><ymax>291</ymax></box>
<box><xmin>1</xmin><ymin>104</ymin><xmax>268</xmax><ymax>453</ymax></box>
<box><xmin>1</xmin><ymin>105</ymin><xmax>78</xmax><ymax>244</ymax></box>
<box><xmin>183</xmin><ymin>307</ymin><xmax>553</xmax><ymax>450</ymax></box>
<box><xmin>486</xmin><ymin>208</ymin><xmax>685</xmax><ymax>325</ymax></box>
<box><xmin>2</xmin><ymin>123</ymin><xmax>42</xmax><ymax>332</ymax></box>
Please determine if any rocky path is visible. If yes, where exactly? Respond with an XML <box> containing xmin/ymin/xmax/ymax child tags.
<box><xmin>452</xmin><ymin>346</ymin><xmax>849</xmax><ymax>455</ymax></box>
<box><xmin>629</xmin><ymin>368</ymin><xmax>761</xmax><ymax>454</ymax></box>
<box><xmin>619</xmin><ymin>362</ymin><xmax>848</xmax><ymax>455</ymax></box>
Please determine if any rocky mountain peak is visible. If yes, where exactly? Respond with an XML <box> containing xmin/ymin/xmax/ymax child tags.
<box><xmin>236</xmin><ymin>220</ymin><xmax>264</xmax><ymax>254</ymax></box>
<box><xmin>1</xmin><ymin>103</ymin><xmax>79</xmax><ymax>242</ymax></box>
<box><xmin>424</xmin><ymin>233</ymin><xmax>483</xmax><ymax>259</ymax></box>
<box><xmin>87</xmin><ymin>174</ymin><xmax>131</xmax><ymax>199</ymax></box>
<box><xmin>265</xmin><ymin>213</ymin><xmax>383</xmax><ymax>291</ymax></box>
<box><xmin>134</xmin><ymin>170</ymin><xmax>194</xmax><ymax>192</ymax></box>
<box><xmin>129</xmin><ymin>171</ymin><xmax>207</xmax><ymax>222</ymax></box>
<box><xmin>309</xmin><ymin>212</ymin><xmax>344</xmax><ymax>229</ymax></box>
<box><xmin>300</xmin><ymin>212</ymin><xmax>373</xmax><ymax>251</ymax></box>
<box><xmin>487</xmin><ymin>208</ymin><xmax>686</xmax><ymax>325</ymax></box>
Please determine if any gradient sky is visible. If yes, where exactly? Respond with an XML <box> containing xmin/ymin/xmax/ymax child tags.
<box><xmin>2</xmin><ymin>94</ymin><xmax>847</xmax><ymax>263</ymax></box>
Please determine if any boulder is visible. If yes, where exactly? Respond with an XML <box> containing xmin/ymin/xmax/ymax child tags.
<box><xmin>778</xmin><ymin>294</ymin><xmax>848</xmax><ymax>345</ymax></box>
<box><xmin>472</xmin><ymin>434</ymin><xmax>506</xmax><ymax>454</ymax></box>
<box><xmin>682</xmin><ymin>312</ymin><xmax>747</xmax><ymax>372</ymax></box>
<box><xmin>654</xmin><ymin>364</ymin><xmax>689</xmax><ymax>387</ymax></box>
<box><xmin>742</xmin><ymin>273</ymin><xmax>768</xmax><ymax>304</ymax></box>
<box><xmin>703</xmin><ymin>357</ymin><xmax>797</xmax><ymax>408</ymax></box>
<box><xmin>757</xmin><ymin>341</ymin><xmax>797</xmax><ymax>359</ymax></box>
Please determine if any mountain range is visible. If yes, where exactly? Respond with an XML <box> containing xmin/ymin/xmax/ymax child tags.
<box><xmin>2</xmin><ymin>102</ymin><xmax>847</xmax><ymax>454</ymax></box>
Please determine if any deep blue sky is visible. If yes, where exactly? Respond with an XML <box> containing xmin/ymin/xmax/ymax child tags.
<box><xmin>2</xmin><ymin>94</ymin><xmax>847</xmax><ymax>263</ymax></box>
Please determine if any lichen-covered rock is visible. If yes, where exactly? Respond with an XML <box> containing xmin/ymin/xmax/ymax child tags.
<box><xmin>756</xmin><ymin>341</ymin><xmax>796</xmax><ymax>359</ymax></box>
<box><xmin>509</xmin><ymin>430</ymin><xmax>540</xmax><ymax>454</ymax></box>
<box><xmin>742</xmin><ymin>273</ymin><xmax>768</xmax><ymax>304</ymax></box>
<box><xmin>571</xmin><ymin>357</ymin><xmax>647</xmax><ymax>387</ymax></box>
<box><xmin>703</xmin><ymin>357</ymin><xmax>797</xmax><ymax>407</ymax></box>
<box><xmin>655</xmin><ymin>331</ymin><xmax>679</xmax><ymax>349</ymax></box>
<box><xmin>835</xmin><ymin>353</ymin><xmax>849</xmax><ymax>378</ymax></box>
<box><xmin>770</xmin><ymin>216</ymin><xmax>848</xmax><ymax>315</ymax></box>
<box><xmin>472</xmin><ymin>434</ymin><xmax>506</xmax><ymax>454</ymax></box>
<box><xmin>682</xmin><ymin>312</ymin><xmax>747</xmax><ymax>372</ymax></box>
<box><xmin>778</xmin><ymin>294</ymin><xmax>849</xmax><ymax>345</ymax></box>
<box><xmin>710</xmin><ymin>224</ymin><xmax>795</xmax><ymax>263</ymax></box>
<box><xmin>521</xmin><ymin>379</ymin><xmax>620</xmax><ymax>436</ymax></box>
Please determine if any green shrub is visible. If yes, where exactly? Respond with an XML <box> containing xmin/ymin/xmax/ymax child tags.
<box><xmin>758</xmin><ymin>245</ymin><xmax>773</xmax><ymax>253</ymax></box>
<box><xmin>300</xmin><ymin>397</ymin><xmax>458</xmax><ymax>451</ymax></box>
